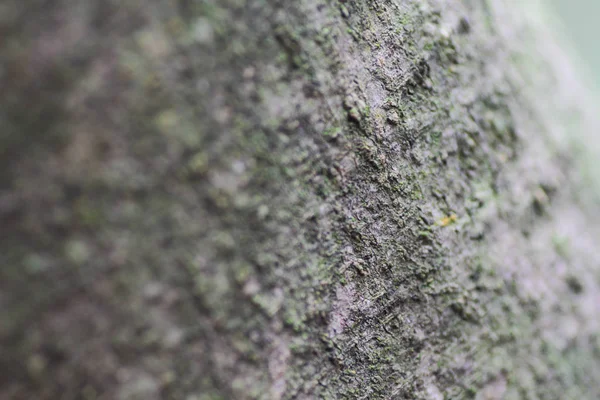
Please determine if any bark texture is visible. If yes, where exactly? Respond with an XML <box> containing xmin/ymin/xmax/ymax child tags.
<box><xmin>1</xmin><ymin>0</ymin><xmax>600</xmax><ymax>399</ymax></box>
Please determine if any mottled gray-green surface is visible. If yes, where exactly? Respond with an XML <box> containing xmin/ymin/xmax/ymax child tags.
<box><xmin>1</xmin><ymin>1</ymin><xmax>599</xmax><ymax>399</ymax></box>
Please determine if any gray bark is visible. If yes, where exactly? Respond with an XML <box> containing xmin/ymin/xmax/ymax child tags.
<box><xmin>1</xmin><ymin>0</ymin><xmax>600</xmax><ymax>399</ymax></box>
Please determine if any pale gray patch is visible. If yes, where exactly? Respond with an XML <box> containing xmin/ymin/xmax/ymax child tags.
<box><xmin>365</xmin><ymin>79</ymin><xmax>387</xmax><ymax>109</ymax></box>
<box><xmin>268</xmin><ymin>335</ymin><xmax>291</xmax><ymax>400</ymax></box>
<box><xmin>328</xmin><ymin>283</ymin><xmax>356</xmax><ymax>337</ymax></box>
<box><xmin>476</xmin><ymin>374</ymin><xmax>507</xmax><ymax>400</ymax></box>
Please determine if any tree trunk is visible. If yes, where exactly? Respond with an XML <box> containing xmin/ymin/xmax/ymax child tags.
<box><xmin>1</xmin><ymin>0</ymin><xmax>599</xmax><ymax>399</ymax></box>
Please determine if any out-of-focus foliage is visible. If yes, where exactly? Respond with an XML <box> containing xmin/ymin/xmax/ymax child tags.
<box><xmin>551</xmin><ymin>0</ymin><xmax>600</xmax><ymax>92</ymax></box>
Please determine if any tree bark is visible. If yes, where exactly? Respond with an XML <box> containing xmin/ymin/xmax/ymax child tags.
<box><xmin>1</xmin><ymin>0</ymin><xmax>600</xmax><ymax>399</ymax></box>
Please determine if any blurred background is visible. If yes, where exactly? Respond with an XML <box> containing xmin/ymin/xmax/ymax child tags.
<box><xmin>551</xmin><ymin>0</ymin><xmax>600</xmax><ymax>92</ymax></box>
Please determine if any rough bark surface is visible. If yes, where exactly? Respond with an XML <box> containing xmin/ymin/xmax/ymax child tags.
<box><xmin>1</xmin><ymin>0</ymin><xmax>599</xmax><ymax>399</ymax></box>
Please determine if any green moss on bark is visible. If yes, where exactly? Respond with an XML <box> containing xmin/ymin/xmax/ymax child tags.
<box><xmin>1</xmin><ymin>0</ymin><xmax>600</xmax><ymax>399</ymax></box>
